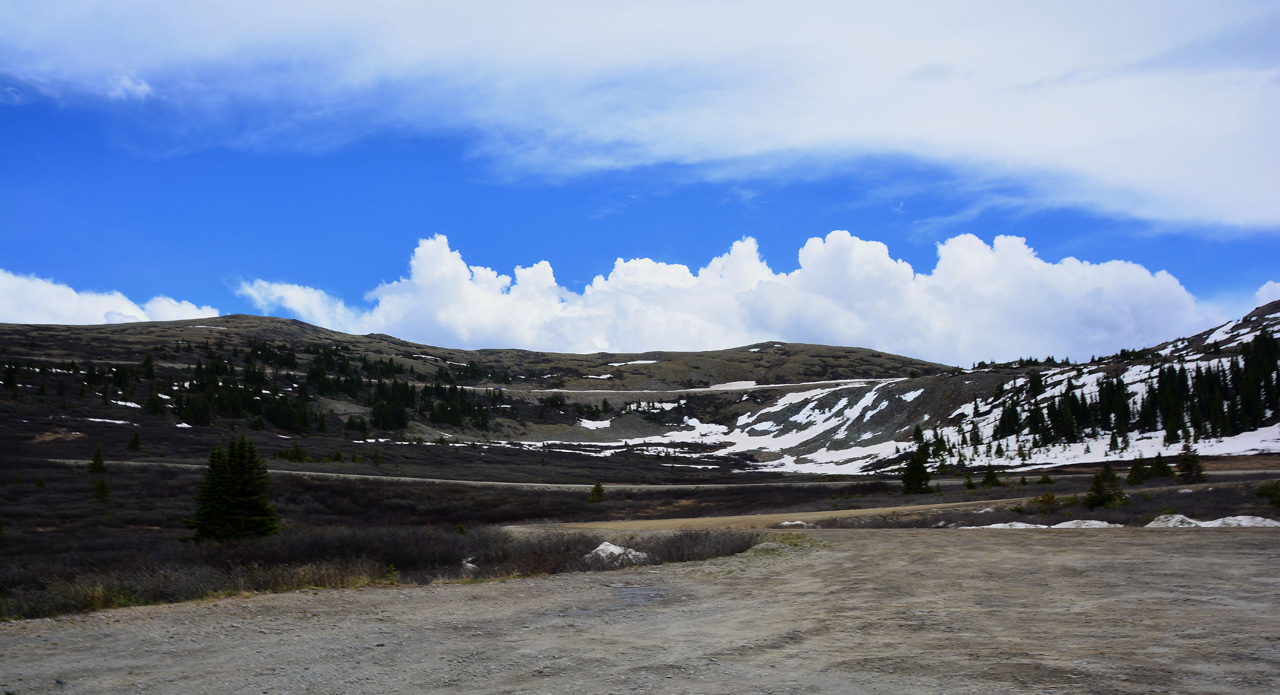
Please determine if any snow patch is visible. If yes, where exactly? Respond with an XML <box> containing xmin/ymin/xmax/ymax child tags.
<box><xmin>1050</xmin><ymin>520</ymin><xmax>1123</xmax><ymax>529</ymax></box>
<box><xmin>1146</xmin><ymin>514</ymin><xmax>1280</xmax><ymax>528</ymax></box>
<box><xmin>607</xmin><ymin>360</ymin><xmax>658</xmax><ymax>367</ymax></box>
<box><xmin>578</xmin><ymin>418</ymin><xmax>613</xmax><ymax>430</ymax></box>
<box><xmin>900</xmin><ymin>389</ymin><xmax>924</xmax><ymax>402</ymax></box>
<box><xmin>584</xmin><ymin>542</ymin><xmax>649</xmax><ymax>565</ymax></box>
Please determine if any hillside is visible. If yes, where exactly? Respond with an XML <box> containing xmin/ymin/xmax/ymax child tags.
<box><xmin>1</xmin><ymin>302</ymin><xmax>1277</xmax><ymax>479</ymax></box>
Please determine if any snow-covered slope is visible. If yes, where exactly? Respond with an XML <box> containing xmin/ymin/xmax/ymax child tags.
<box><xmin>524</xmin><ymin>301</ymin><xmax>1280</xmax><ymax>474</ymax></box>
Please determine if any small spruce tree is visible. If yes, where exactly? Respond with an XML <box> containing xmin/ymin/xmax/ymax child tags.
<box><xmin>1149</xmin><ymin>452</ymin><xmax>1173</xmax><ymax>479</ymax></box>
<box><xmin>1036</xmin><ymin>473</ymin><xmax>1054</xmax><ymax>485</ymax></box>
<box><xmin>185</xmin><ymin>436</ymin><xmax>280</xmax><ymax>541</ymax></box>
<box><xmin>1176</xmin><ymin>443</ymin><xmax>1206</xmax><ymax>483</ymax></box>
<box><xmin>88</xmin><ymin>444</ymin><xmax>107</xmax><ymax>474</ymax></box>
<box><xmin>91</xmin><ymin>477</ymin><xmax>111</xmax><ymax>505</ymax></box>
<box><xmin>587</xmin><ymin>482</ymin><xmax>609</xmax><ymax>503</ymax></box>
<box><xmin>1082</xmin><ymin>473</ymin><xmax>1113</xmax><ymax>509</ymax></box>
<box><xmin>1125</xmin><ymin>458</ymin><xmax>1149</xmax><ymax>485</ymax></box>
<box><xmin>980</xmin><ymin>465</ymin><xmax>1003</xmax><ymax>488</ymax></box>
<box><xmin>127</xmin><ymin>432</ymin><xmax>141</xmax><ymax>451</ymax></box>
<box><xmin>901</xmin><ymin>445</ymin><xmax>932</xmax><ymax>494</ymax></box>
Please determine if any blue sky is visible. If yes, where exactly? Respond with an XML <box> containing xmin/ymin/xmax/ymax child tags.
<box><xmin>2</xmin><ymin>2</ymin><xmax>1278</xmax><ymax>364</ymax></box>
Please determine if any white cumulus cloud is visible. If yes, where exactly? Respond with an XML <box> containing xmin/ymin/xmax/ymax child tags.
<box><xmin>1257</xmin><ymin>281</ymin><xmax>1280</xmax><ymax>306</ymax></box>
<box><xmin>237</xmin><ymin>232</ymin><xmax>1220</xmax><ymax>365</ymax></box>
<box><xmin>0</xmin><ymin>269</ymin><xmax>219</xmax><ymax>325</ymax></box>
<box><xmin>1</xmin><ymin>2</ymin><xmax>1277</xmax><ymax>228</ymax></box>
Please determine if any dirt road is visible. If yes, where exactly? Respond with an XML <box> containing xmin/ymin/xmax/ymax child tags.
<box><xmin>558</xmin><ymin>497</ymin><xmax>1038</xmax><ymax>529</ymax></box>
<box><xmin>4</xmin><ymin>529</ymin><xmax>1278</xmax><ymax>694</ymax></box>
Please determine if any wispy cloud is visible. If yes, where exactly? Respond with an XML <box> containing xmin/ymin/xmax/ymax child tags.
<box><xmin>2</xmin><ymin>1</ymin><xmax>1277</xmax><ymax>228</ymax></box>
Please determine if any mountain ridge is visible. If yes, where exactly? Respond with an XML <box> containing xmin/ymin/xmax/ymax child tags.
<box><xmin>1</xmin><ymin>301</ymin><xmax>1277</xmax><ymax>479</ymax></box>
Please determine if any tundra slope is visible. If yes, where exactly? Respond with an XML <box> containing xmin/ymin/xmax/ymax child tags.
<box><xmin>516</xmin><ymin>300</ymin><xmax>1280</xmax><ymax>474</ymax></box>
<box><xmin>1</xmin><ymin>302</ymin><xmax>1277</xmax><ymax>478</ymax></box>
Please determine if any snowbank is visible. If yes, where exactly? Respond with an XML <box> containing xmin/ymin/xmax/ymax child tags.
<box><xmin>584</xmin><ymin>542</ymin><xmax>649</xmax><ymax>565</ymax></box>
<box><xmin>1146</xmin><ymin>514</ymin><xmax>1280</xmax><ymax>528</ymax></box>
<box><xmin>1050</xmin><ymin>520</ymin><xmax>1124</xmax><ymax>529</ymax></box>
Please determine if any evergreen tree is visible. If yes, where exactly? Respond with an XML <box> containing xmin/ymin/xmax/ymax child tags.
<box><xmin>1101</xmin><ymin>461</ymin><xmax>1119</xmax><ymax>487</ymax></box>
<box><xmin>1125</xmin><ymin>457</ymin><xmax>1149</xmax><ymax>485</ymax></box>
<box><xmin>1176</xmin><ymin>443</ymin><xmax>1206</xmax><ymax>483</ymax></box>
<box><xmin>901</xmin><ymin>445</ymin><xmax>932</xmax><ymax>494</ymax></box>
<box><xmin>587</xmin><ymin>482</ymin><xmax>609</xmax><ymax>504</ymax></box>
<box><xmin>1036</xmin><ymin>473</ymin><xmax>1054</xmax><ymax>485</ymax></box>
<box><xmin>88</xmin><ymin>444</ymin><xmax>107</xmax><ymax>474</ymax></box>
<box><xmin>144</xmin><ymin>387</ymin><xmax>166</xmax><ymax>417</ymax></box>
<box><xmin>91</xmin><ymin>477</ymin><xmax>111</xmax><ymax>505</ymax></box>
<box><xmin>1082</xmin><ymin>473</ymin><xmax>1113</xmax><ymax>509</ymax></box>
<box><xmin>186</xmin><ymin>436</ymin><xmax>280</xmax><ymax>541</ymax></box>
<box><xmin>1149</xmin><ymin>452</ymin><xmax>1174</xmax><ymax>479</ymax></box>
<box><xmin>127</xmin><ymin>432</ymin><xmax>141</xmax><ymax>451</ymax></box>
<box><xmin>963</xmin><ymin>473</ymin><xmax>976</xmax><ymax>490</ymax></box>
<box><xmin>980</xmin><ymin>465</ymin><xmax>1003</xmax><ymax>488</ymax></box>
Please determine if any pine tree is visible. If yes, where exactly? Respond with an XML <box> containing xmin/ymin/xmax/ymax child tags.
<box><xmin>1101</xmin><ymin>461</ymin><xmax>1119</xmax><ymax>487</ymax></box>
<box><xmin>1125</xmin><ymin>457</ymin><xmax>1149</xmax><ymax>485</ymax></box>
<box><xmin>1036</xmin><ymin>473</ymin><xmax>1054</xmax><ymax>485</ymax></box>
<box><xmin>186</xmin><ymin>436</ymin><xmax>280</xmax><ymax>541</ymax></box>
<box><xmin>127</xmin><ymin>432</ymin><xmax>141</xmax><ymax>451</ymax></box>
<box><xmin>980</xmin><ymin>465</ymin><xmax>1003</xmax><ymax>488</ymax></box>
<box><xmin>1149</xmin><ymin>452</ymin><xmax>1174</xmax><ymax>479</ymax></box>
<box><xmin>587</xmin><ymin>482</ymin><xmax>609</xmax><ymax>503</ymax></box>
<box><xmin>144</xmin><ymin>387</ymin><xmax>165</xmax><ymax>417</ymax></box>
<box><xmin>88</xmin><ymin>444</ymin><xmax>107</xmax><ymax>474</ymax></box>
<box><xmin>92</xmin><ymin>477</ymin><xmax>111</xmax><ymax>505</ymax></box>
<box><xmin>1082</xmin><ymin>473</ymin><xmax>1113</xmax><ymax>509</ymax></box>
<box><xmin>901</xmin><ymin>445</ymin><xmax>932</xmax><ymax>494</ymax></box>
<box><xmin>1176</xmin><ymin>443</ymin><xmax>1206</xmax><ymax>483</ymax></box>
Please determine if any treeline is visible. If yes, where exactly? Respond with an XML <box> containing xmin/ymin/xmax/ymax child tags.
<box><xmin>173</xmin><ymin>356</ymin><xmax>313</xmax><ymax>432</ymax></box>
<box><xmin>362</xmin><ymin>373</ymin><xmax>500</xmax><ymax>431</ymax></box>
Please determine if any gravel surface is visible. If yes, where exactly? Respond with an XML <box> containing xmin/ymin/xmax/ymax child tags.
<box><xmin>3</xmin><ymin>529</ymin><xmax>1279</xmax><ymax>694</ymax></box>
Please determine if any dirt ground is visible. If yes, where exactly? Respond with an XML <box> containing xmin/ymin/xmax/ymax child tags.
<box><xmin>3</xmin><ymin>529</ymin><xmax>1279</xmax><ymax>694</ymax></box>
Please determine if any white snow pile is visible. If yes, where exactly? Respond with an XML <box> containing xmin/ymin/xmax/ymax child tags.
<box><xmin>584</xmin><ymin>542</ymin><xmax>649</xmax><ymax>566</ymax></box>
<box><xmin>1146</xmin><ymin>514</ymin><xmax>1280</xmax><ymax>528</ymax></box>
<box><xmin>778</xmin><ymin>521</ymin><xmax>814</xmax><ymax>529</ymax></box>
<box><xmin>961</xmin><ymin>520</ymin><xmax>1122</xmax><ymax>529</ymax></box>
<box><xmin>1050</xmin><ymin>520</ymin><xmax>1124</xmax><ymax>529</ymax></box>
<box><xmin>578</xmin><ymin>418</ymin><xmax>613</xmax><ymax>430</ymax></box>
<box><xmin>960</xmin><ymin>522</ymin><xmax>1048</xmax><ymax>529</ymax></box>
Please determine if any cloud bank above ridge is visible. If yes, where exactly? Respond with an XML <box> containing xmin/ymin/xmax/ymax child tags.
<box><xmin>0</xmin><ymin>269</ymin><xmax>219</xmax><ymax>325</ymax></box>
<box><xmin>2</xmin><ymin>1</ymin><xmax>1278</xmax><ymax>228</ymax></box>
<box><xmin>237</xmin><ymin>232</ymin><xmax>1224</xmax><ymax>365</ymax></box>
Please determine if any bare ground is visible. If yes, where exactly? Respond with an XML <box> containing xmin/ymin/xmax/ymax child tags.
<box><xmin>3</xmin><ymin>529</ymin><xmax>1279</xmax><ymax>694</ymax></box>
